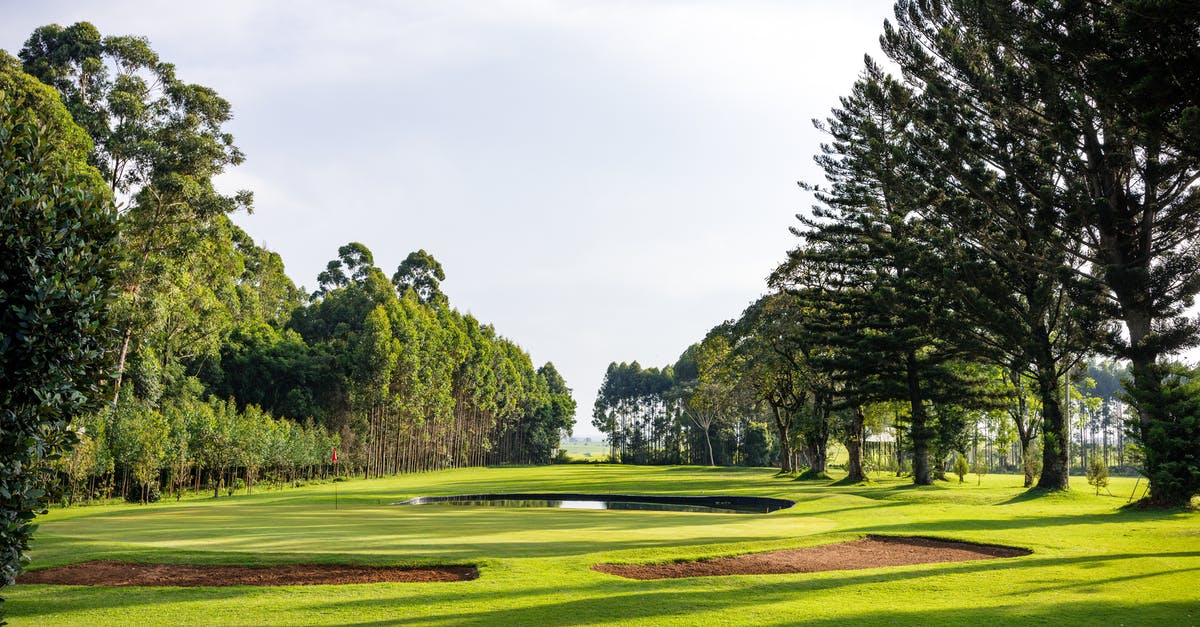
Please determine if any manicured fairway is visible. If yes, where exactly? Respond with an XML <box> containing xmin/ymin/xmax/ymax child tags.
<box><xmin>9</xmin><ymin>466</ymin><xmax>1199</xmax><ymax>625</ymax></box>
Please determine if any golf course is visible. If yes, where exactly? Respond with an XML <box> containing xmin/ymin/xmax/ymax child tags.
<box><xmin>9</xmin><ymin>465</ymin><xmax>1199</xmax><ymax>625</ymax></box>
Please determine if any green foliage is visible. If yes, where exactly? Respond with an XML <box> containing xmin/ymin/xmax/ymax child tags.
<box><xmin>392</xmin><ymin>249</ymin><xmax>446</xmax><ymax>306</ymax></box>
<box><xmin>1087</xmin><ymin>457</ymin><xmax>1110</xmax><ymax>496</ymax></box>
<box><xmin>953</xmin><ymin>454</ymin><xmax>969</xmax><ymax>483</ymax></box>
<box><xmin>0</xmin><ymin>52</ymin><xmax>120</xmax><ymax>599</ymax></box>
<box><xmin>1123</xmin><ymin>363</ymin><xmax>1200</xmax><ymax>506</ymax></box>
<box><xmin>743</xmin><ymin>423</ymin><xmax>772</xmax><ymax>467</ymax></box>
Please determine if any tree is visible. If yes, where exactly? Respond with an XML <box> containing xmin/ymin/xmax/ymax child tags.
<box><xmin>0</xmin><ymin>52</ymin><xmax>120</xmax><ymax>598</ymax></box>
<box><xmin>392</xmin><ymin>249</ymin><xmax>446</xmax><ymax>306</ymax></box>
<box><xmin>777</xmin><ymin>64</ymin><xmax>990</xmax><ymax>485</ymax></box>
<box><xmin>1087</xmin><ymin>456</ymin><xmax>1110</xmax><ymax>496</ymax></box>
<box><xmin>675</xmin><ymin>337</ymin><xmax>738</xmax><ymax>466</ymax></box>
<box><xmin>19</xmin><ymin>22</ymin><xmax>252</xmax><ymax>404</ymax></box>
<box><xmin>884</xmin><ymin>0</ymin><xmax>1200</xmax><ymax>505</ymax></box>
<box><xmin>953</xmin><ymin>453</ymin><xmax>969</xmax><ymax>483</ymax></box>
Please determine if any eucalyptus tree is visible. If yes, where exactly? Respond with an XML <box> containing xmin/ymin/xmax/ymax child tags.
<box><xmin>19</xmin><ymin>22</ymin><xmax>251</xmax><ymax>403</ymax></box>
<box><xmin>393</xmin><ymin>249</ymin><xmax>447</xmax><ymax>306</ymax></box>
<box><xmin>0</xmin><ymin>53</ymin><xmax>120</xmax><ymax>598</ymax></box>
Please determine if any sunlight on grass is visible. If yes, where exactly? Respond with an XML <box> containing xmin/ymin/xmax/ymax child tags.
<box><xmin>10</xmin><ymin>466</ymin><xmax>1199</xmax><ymax>626</ymax></box>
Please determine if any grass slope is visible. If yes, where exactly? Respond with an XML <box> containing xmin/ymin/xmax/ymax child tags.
<box><xmin>9</xmin><ymin>466</ymin><xmax>1199</xmax><ymax>625</ymax></box>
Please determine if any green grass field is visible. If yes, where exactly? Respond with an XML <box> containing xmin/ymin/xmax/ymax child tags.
<box><xmin>558</xmin><ymin>439</ymin><xmax>611</xmax><ymax>460</ymax></box>
<box><xmin>9</xmin><ymin>466</ymin><xmax>1199</xmax><ymax>625</ymax></box>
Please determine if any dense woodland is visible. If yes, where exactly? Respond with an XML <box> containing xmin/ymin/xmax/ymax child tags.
<box><xmin>6</xmin><ymin>22</ymin><xmax>576</xmax><ymax>508</ymax></box>
<box><xmin>595</xmin><ymin>1</ymin><xmax>1200</xmax><ymax>508</ymax></box>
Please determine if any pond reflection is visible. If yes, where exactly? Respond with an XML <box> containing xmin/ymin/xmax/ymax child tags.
<box><xmin>395</xmin><ymin>494</ymin><xmax>793</xmax><ymax>514</ymax></box>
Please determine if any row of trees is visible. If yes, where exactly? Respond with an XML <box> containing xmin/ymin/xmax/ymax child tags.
<box><xmin>591</xmin><ymin>359</ymin><xmax>773</xmax><ymax>467</ymax></box>
<box><xmin>12</xmin><ymin>21</ymin><xmax>575</xmax><ymax>498</ymax></box>
<box><xmin>0</xmin><ymin>20</ymin><xmax>578</xmax><ymax>603</ymax></box>
<box><xmin>593</xmin><ymin>1</ymin><xmax>1200</xmax><ymax>507</ymax></box>
<box><xmin>56</xmin><ymin>397</ymin><xmax>336</xmax><ymax>504</ymax></box>
<box><xmin>777</xmin><ymin>0</ymin><xmax>1199</xmax><ymax>507</ymax></box>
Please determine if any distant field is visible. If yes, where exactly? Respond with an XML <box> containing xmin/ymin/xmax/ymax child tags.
<box><xmin>558</xmin><ymin>438</ymin><xmax>611</xmax><ymax>460</ymax></box>
<box><xmin>9</xmin><ymin>466</ymin><xmax>1198</xmax><ymax>625</ymax></box>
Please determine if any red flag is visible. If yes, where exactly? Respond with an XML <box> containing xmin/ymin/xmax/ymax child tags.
<box><xmin>331</xmin><ymin>448</ymin><xmax>338</xmax><ymax>463</ymax></box>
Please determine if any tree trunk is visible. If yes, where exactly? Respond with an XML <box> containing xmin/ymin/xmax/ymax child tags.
<box><xmin>771</xmin><ymin>405</ymin><xmax>792</xmax><ymax>473</ymax></box>
<box><xmin>1035</xmin><ymin>365</ymin><xmax>1070</xmax><ymax>491</ymax></box>
<box><xmin>843</xmin><ymin>406</ymin><xmax>866</xmax><ymax>483</ymax></box>
<box><xmin>905</xmin><ymin>351</ymin><xmax>932</xmax><ymax>485</ymax></box>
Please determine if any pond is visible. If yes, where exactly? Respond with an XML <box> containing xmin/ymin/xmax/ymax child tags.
<box><xmin>394</xmin><ymin>493</ymin><xmax>794</xmax><ymax>514</ymax></box>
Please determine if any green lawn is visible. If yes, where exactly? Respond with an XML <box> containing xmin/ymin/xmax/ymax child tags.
<box><xmin>9</xmin><ymin>466</ymin><xmax>1199</xmax><ymax>625</ymax></box>
<box><xmin>558</xmin><ymin>439</ymin><xmax>611</xmax><ymax>460</ymax></box>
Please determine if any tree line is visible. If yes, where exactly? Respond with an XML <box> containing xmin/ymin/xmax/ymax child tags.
<box><xmin>594</xmin><ymin>1</ymin><xmax>1200</xmax><ymax>507</ymax></box>
<box><xmin>3</xmin><ymin>22</ymin><xmax>576</xmax><ymax>515</ymax></box>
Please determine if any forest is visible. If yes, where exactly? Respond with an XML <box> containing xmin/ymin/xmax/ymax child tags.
<box><xmin>3</xmin><ymin>22</ymin><xmax>576</xmax><ymax>510</ymax></box>
<box><xmin>594</xmin><ymin>2</ymin><xmax>1200</xmax><ymax>508</ymax></box>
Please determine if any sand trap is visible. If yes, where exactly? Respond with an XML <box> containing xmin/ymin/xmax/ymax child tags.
<box><xmin>592</xmin><ymin>535</ymin><xmax>1030</xmax><ymax>580</ymax></box>
<box><xmin>18</xmin><ymin>561</ymin><xmax>478</xmax><ymax>586</ymax></box>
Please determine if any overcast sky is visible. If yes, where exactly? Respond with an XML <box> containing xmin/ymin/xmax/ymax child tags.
<box><xmin>3</xmin><ymin>1</ymin><xmax>896</xmax><ymax>437</ymax></box>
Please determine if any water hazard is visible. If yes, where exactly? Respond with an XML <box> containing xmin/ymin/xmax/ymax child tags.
<box><xmin>394</xmin><ymin>493</ymin><xmax>793</xmax><ymax>514</ymax></box>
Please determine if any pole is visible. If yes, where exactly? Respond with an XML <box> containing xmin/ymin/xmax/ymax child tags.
<box><xmin>332</xmin><ymin>448</ymin><xmax>339</xmax><ymax>510</ymax></box>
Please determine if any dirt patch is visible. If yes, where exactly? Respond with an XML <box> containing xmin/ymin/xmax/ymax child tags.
<box><xmin>19</xmin><ymin>561</ymin><xmax>478</xmax><ymax>586</ymax></box>
<box><xmin>592</xmin><ymin>535</ymin><xmax>1030</xmax><ymax>580</ymax></box>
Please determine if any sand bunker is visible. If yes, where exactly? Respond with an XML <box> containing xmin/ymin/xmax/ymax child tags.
<box><xmin>19</xmin><ymin>561</ymin><xmax>478</xmax><ymax>586</ymax></box>
<box><xmin>592</xmin><ymin>535</ymin><xmax>1030</xmax><ymax>580</ymax></box>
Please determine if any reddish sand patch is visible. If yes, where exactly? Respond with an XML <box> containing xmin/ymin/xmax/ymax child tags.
<box><xmin>19</xmin><ymin>561</ymin><xmax>478</xmax><ymax>586</ymax></box>
<box><xmin>592</xmin><ymin>535</ymin><xmax>1030</xmax><ymax>580</ymax></box>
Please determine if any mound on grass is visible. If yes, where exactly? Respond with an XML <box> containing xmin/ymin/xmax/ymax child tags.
<box><xmin>18</xmin><ymin>561</ymin><xmax>478</xmax><ymax>586</ymax></box>
<box><xmin>592</xmin><ymin>535</ymin><xmax>1030</xmax><ymax>580</ymax></box>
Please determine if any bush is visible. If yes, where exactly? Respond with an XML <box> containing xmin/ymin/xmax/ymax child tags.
<box><xmin>227</xmin><ymin>477</ymin><xmax>245</xmax><ymax>497</ymax></box>
<box><xmin>552</xmin><ymin>449</ymin><xmax>571</xmax><ymax>464</ymax></box>
<box><xmin>0</xmin><ymin>53</ymin><xmax>120</xmax><ymax>598</ymax></box>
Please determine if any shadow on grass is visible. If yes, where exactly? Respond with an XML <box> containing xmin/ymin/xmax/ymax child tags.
<box><xmin>301</xmin><ymin>550</ymin><xmax>1200</xmax><ymax>626</ymax></box>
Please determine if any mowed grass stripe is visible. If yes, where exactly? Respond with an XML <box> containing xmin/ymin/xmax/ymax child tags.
<box><xmin>9</xmin><ymin>465</ymin><xmax>1199</xmax><ymax>626</ymax></box>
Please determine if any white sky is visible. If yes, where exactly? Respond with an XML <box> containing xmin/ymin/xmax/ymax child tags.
<box><xmin>2</xmin><ymin>0</ymin><xmax>895</xmax><ymax>437</ymax></box>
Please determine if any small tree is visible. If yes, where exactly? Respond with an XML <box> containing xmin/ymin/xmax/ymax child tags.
<box><xmin>972</xmin><ymin>455</ymin><xmax>989</xmax><ymax>487</ymax></box>
<box><xmin>953</xmin><ymin>454</ymin><xmax>970</xmax><ymax>483</ymax></box>
<box><xmin>1087</xmin><ymin>457</ymin><xmax>1110</xmax><ymax>496</ymax></box>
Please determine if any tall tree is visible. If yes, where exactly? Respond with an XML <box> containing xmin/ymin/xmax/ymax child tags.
<box><xmin>883</xmin><ymin>0</ymin><xmax>1200</xmax><ymax>504</ymax></box>
<box><xmin>777</xmin><ymin>65</ymin><xmax>988</xmax><ymax>485</ymax></box>
<box><xmin>20</xmin><ymin>22</ymin><xmax>252</xmax><ymax>403</ymax></box>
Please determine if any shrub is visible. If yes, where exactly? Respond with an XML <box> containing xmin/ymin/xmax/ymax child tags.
<box><xmin>0</xmin><ymin>53</ymin><xmax>120</xmax><ymax>599</ymax></box>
